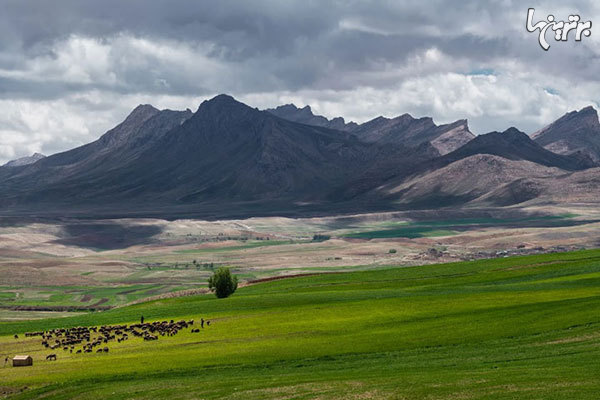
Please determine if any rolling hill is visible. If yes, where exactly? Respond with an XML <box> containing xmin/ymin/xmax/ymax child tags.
<box><xmin>1</xmin><ymin>250</ymin><xmax>600</xmax><ymax>399</ymax></box>
<box><xmin>381</xmin><ymin>154</ymin><xmax>568</xmax><ymax>208</ymax></box>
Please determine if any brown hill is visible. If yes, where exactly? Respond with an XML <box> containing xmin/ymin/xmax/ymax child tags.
<box><xmin>379</xmin><ymin>154</ymin><xmax>567</xmax><ymax>208</ymax></box>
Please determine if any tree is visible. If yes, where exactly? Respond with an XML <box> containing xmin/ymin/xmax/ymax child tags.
<box><xmin>208</xmin><ymin>267</ymin><xmax>238</xmax><ymax>298</ymax></box>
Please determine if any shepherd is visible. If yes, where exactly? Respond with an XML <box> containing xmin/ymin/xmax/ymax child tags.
<box><xmin>140</xmin><ymin>315</ymin><xmax>144</xmax><ymax>324</ymax></box>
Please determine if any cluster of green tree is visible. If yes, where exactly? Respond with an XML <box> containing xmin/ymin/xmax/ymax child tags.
<box><xmin>312</xmin><ymin>234</ymin><xmax>331</xmax><ymax>242</ymax></box>
<box><xmin>208</xmin><ymin>267</ymin><xmax>238</xmax><ymax>298</ymax></box>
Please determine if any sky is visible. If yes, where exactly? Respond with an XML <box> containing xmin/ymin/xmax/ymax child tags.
<box><xmin>1</xmin><ymin>0</ymin><xmax>599</xmax><ymax>164</ymax></box>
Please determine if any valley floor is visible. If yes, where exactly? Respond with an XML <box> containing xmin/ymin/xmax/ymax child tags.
<box><xmin>1</xmin><ymin>205</ymin><xmax>600</xmax><ymax>319</ymax></box>
<box><xmin>1</xmin><ymin>249</ymin><xmax>599</xmax><ymax>399</ymax></box>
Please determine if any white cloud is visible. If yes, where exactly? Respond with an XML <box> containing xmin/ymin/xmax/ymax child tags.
<box><xmin>242</xmin><ymin>68</ymin><xmax>600</xmax><ymax>135</ymax></box>
<box><xmin>0</xmin><ymin>90</ymin><xmax>207</xmax><ymax>164</ymax></box>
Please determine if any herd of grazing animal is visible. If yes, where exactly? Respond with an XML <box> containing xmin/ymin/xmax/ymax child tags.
<box><xmin>6</xmin><ymin>317</ymin><xmax>210</xmax><ymax>364</ymax></box>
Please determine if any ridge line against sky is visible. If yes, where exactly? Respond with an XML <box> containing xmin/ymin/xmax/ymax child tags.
<box><xmin>0</xmin><ymin>0</ymin><xmax>599</xmax><ymax>163</ymax></box>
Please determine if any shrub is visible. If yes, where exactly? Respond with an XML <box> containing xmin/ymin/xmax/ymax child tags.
<box><xmin>312</xmin><ymin>234</ymin><xmax>331</xmax><ymax>242</ymax></box>
<box><xmin>389</xmin><ymin>249</ymin><xmax>397</xmax><ymax>254</ymax></box>
<box><xmin>208</xmin><ymin>267</ymin><xmax>238</xmax><ymax>298</ymax></box>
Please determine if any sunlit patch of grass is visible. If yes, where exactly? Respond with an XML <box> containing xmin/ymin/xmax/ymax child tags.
<box><xmin>1</xmin><ymin>249</ymin><xmax>599</xmax><ymax>399</ymax></box>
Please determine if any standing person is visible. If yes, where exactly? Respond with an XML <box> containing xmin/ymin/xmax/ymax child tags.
<box><xmin>200</xmin><ymin>318</ymin><xmax>204</xmax><ymax>328</ymax></box>
<box><xmin>141</xmin><ymin>315</ymin><xmax>144</xmax><ymax>324</ymax></box>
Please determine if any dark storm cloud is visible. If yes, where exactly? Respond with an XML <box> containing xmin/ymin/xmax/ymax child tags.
<box><xmin>1</xmin><ymin>0</ymin><xmax>598</xmax><ymax>96</ymax></box>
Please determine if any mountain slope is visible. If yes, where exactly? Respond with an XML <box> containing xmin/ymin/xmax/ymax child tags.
<box><xmin>476</xmin><ymin>166</ymin><xmax>600</xmax><ymax>207</ymax></box>
<box><xmin>350</xmin><ymin>114</ymin><xmax>474</xmax><ymax>155</ymax></box>
<box><xmin>268</xmin><ymin>105</ymin><xmax>475</xmax><ymax>155</ymax></box>
<box><xmin>380</xmin><ymin>154</ymin><xmax>568</xmax><ymax>208</ymax></box>
<box><xmin>0</xmin><ymin>105</ymin><xmax>192</xmax><ymax>194</ymax></box>
<box><xmin>0</xmin><ymin>95</ymin><xmax>417</xmax><ymax>216</ymax></box>
<box><xmin>0</xmin><ymin>96</ymin><xmax>599</xmax><ymax>218</ymax></box>
<box><xmin>440</xmin><ymin>127</ymin><xmax>595</xmax><ymax>171</ymax></box>
<box><xmin>365</xmin><ymin>127</ymin><xmax>596</xmax><ymax>208</ymax></box>
<box><xmin>108</xmin><ymin>95</ymin><xmax>425</xmax><ymax>204</ymax></box>
<box><xmin>532</xmin><ymin>106</ymin><xmax>600</xmax><ymax>162</ymax></box>
<box><xmin>3</xmin><ymin>153</ymin><xmax>45</xmax><ymax>167</ymax></box>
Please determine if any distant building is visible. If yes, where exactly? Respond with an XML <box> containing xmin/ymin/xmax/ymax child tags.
<box><xmin>12</xmin><ymin>355</ymin><xmax>33</xmax><ymax>367</ymax></box>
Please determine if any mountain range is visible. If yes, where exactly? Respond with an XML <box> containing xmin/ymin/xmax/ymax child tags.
<box><xmin>267</xmin><ymin>103</ymin><xmax>474</xmax><ymax>155</ymax></box>
<box><xmin>1</xmin><ymin>95</ymin><xmax>599</xmax><ymax>219</ymax></box>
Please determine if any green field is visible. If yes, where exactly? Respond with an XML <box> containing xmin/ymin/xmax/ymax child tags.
<box><xmin>0</xmin><ymin>284</ymin><xmax>195</xmax><ymax>310</ymax></box>
<box><xmin>1</xmin><ymin>250</ymin><xmax>600</xmax><ymax>399</ymax></box>
<box><xmin>342</xmin><ymin>214</ymin><xmax>581</xmax><ymax>239</ymax></box>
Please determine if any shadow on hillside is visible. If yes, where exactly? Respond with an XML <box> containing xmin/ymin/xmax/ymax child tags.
<box><xmin>54</xmin><ymin>222</ymin><xmax>164</xmax><ymax>251</ymax></box>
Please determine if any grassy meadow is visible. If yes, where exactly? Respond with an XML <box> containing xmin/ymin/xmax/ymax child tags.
<box><xmin>341</xmin><ymin>214</ymin><xmax>582</xmax><ymax>239</ymax></box>
<box><xmin>1</xmin><ymin>249</ymin><xmax>600</xmax><ymax>399</ymax></box>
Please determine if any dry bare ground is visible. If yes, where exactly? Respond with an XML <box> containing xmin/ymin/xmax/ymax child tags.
<box><xmin>1</xmin><ymin>204</ymin><xmax>599</xmax><ymax>319</ymax></box>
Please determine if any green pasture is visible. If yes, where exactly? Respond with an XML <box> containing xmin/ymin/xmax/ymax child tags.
<box><xmin>342</xmin><ymin>214</ymin><xmax>581</xmax><ymax>239</ymax></box>
<box><xmin>0</xmin><ymin>249</ymin><xmax>599</xmax><ymax>399</ymax></box>
<box><xmin>0</xmin><ymin>284</ymin><xmax>191</xmax><ymax>311</ymax></box>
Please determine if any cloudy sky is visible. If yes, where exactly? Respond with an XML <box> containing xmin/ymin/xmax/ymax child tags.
<box><xmin>1</xmin><ymin>0</ymin><xmax>599</xmax><ymax>163</ymax></box>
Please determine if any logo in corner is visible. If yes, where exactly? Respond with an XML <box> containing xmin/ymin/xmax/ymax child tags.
<box><xmin>526</xmin><ymin>8</ymin><xmax>592</xmax><ymax>51</ymax></box>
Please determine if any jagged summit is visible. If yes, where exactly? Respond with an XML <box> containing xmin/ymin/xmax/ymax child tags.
<box><xmin>532</xmin><ymin>106</ymin><xmax>600</xmax><ymax>162</ymax></box>
<box><xmin>267</xmin><ymin>103</ymin><xmax>357</xmax><ymax>131</ymax></box>
<box><xmin>502</xmin><ymin>127</ymin><xmax>526</xmax><ymax>136</ymax></box>
<box><xmin>125</xmin><ymin>104</ymin><xmax>160</xmax><ymax>122</ymax></box>
<box><xmin>3</xmin><ymin>152</ymin><xmax>46</xmax><ymax>167</ymax></box>
<box><xmin>198</xmin><ymin>94</ymin><xmax>241</xmax><ymax>109</ymax></box>
<box><xmin>351</xmin><ymin>113</ymin><xmax>474</xmax><ymax>155</ymax></box>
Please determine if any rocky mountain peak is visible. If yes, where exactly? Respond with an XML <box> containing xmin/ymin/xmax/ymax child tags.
<box><xmin>532</xmin><ymin>105</ymin><xmax>600</xmax><ymax>162</ymax></box>
<box><xmin>125</xmin><ymin>104</ymin><xmax>160</xmax><ymax>123</ymax></box>
<box><xmin>266</xmin><ymin>103</ymin><xmax>356</xmax><ymax>131</ymax></box>
<box><xmin>3</xmin><ymin>152</ymin><xmax>46</xmax><ymax>168</ymax></box>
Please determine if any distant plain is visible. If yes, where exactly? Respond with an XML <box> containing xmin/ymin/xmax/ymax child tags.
<box><xmin>1</xmin><ymin>204</ymin><xmax>600</xmax><ymax>321</ymax></box>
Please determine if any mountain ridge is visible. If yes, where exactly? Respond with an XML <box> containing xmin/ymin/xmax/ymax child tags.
<box><xmin>266</xmin><ymin>103</ymin><xmax>358</xmax><ymax>131</ymax></box>
<box><xmin>3</xmin><ymin>153</ymin><xmax>46</xmax><ymax>168</ymax></box>
<box><xmin>532</xmin><ymin>106</ymin><xmax>600</xmax><ymax>162</ymax></box>
<box><xmin>0</xmin><ymin>95</ymin><xmax>598</xmax><ymax>218</ymax></box>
